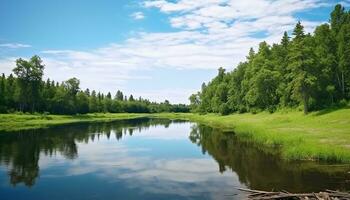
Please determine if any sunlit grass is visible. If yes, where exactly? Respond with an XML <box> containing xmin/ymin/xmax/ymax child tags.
<box><xmin>0</xmin><ymin>113</ymin><xmax>148</xmax><ymax>132</ymax></box>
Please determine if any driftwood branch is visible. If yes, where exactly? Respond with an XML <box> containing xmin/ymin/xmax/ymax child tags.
<box><xmin>237</xmin><ymin>188</ymin><xmax>350</xmax><ymax>200</ymax></box>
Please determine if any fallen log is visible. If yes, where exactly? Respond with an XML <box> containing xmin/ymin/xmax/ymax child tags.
<box><xmin>237</xmin><ymin>188</ymin><xmax>350</xmax><ymax>200</ymax></box>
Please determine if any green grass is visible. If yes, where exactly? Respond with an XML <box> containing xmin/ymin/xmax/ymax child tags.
<box><xmin>1</xmin><ymin>108</ymin><xmax>350</xmax><ymax>163</ymax></box>
<box><xmin>0</xmin><ymin>113</ymin><xmax>149</xmax><ymax>132</ymax></box>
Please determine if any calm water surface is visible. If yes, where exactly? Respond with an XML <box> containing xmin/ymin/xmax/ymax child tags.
<box><xmin>0</xmin><ymin>118</ymin><xmax>349</xmax><ymax>200</ymax></box>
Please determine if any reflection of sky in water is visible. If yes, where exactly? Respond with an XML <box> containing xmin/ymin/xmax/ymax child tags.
<box><xmin>0</xmin><ymin>122</ymin><xmax>246</xmax><ymax>200</ymax></box>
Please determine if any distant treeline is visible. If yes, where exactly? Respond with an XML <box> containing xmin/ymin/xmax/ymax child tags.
<box><xmin>190</xmin><ymin>4</ymin><xmax>350</xmax><ymax>114</ymax></box>
<box><xmin>0</xmin><ymin>56</ymin><xmax>189</xmax><ymax>114</ymax></box>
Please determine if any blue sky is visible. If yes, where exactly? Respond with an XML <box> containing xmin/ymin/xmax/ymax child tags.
<box><xmin>0</xmin><ymin>0</ymin><xmax>349</xmax><ymax>103</ymax></box>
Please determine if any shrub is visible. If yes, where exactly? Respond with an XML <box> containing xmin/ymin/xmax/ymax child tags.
<box><xmin>238</xmin><ymin>106</ymin><xmax>247</xmax><ymax>113</ymax></box>
<box><xmin>267</xmin><ymin>106</ymin><xmax>276</xmax><ymax>113</ymax></box>
<box><xmin>339</xmin><ymin>99</ymin><xmax>348</xmax><ymax>107</ymax></box>
<box><xmin>41</xmin><ymin>112</ymin><xmax>52</xmax><ymax>120</ymax></box>
<box><xmin>219</xmin><ymin>103</ymin><xmax>230</xmax><ymax>115</ymax></box>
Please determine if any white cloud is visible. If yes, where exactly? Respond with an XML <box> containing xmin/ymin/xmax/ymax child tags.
<box><xmin>144</xmin><ymin>0</ymin><xmax>225</xmax><ymax>13</ymax></box>
<box><xmin>0</xmin><ymin>0</ymin><xmax>334</xmax><ymax>103</ymax></box>
<box><xmin>339</xmin><ymin>0</ymin><xmax>350</xmax><ymax>7</ymax></box>
<box><xmin>0</xmin><ymin>43</ymin><xmax>31</xmax><ymax>48</ymax></box>
<box><xmin>0</xmin><ymin>57</ymin><xmax>16</xmax><ymax>73</ymax></box>
<box><xmin>131</xmin><ymin>11</ymin><xmax>145</xmax><ymax>20</ymax></box>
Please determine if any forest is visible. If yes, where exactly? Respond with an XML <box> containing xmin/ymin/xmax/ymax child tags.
<box><xmin>0</xmin><ymin>56</ymin><xmax>189</xmax><ymax>114</ymax></box>
<box><xmin>1</xmin><ymin>4</ymin><xmax>350</xmax><ymax>116</ymax></box>
<box><xmin>190</xmin><ymin>4</ymin><xmax>350</xmax><ymax>115</ymax></box>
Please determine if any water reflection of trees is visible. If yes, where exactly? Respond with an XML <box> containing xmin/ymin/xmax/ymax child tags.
<box><xmin>189</xmin><ymin>124</ymin><xmax>350</xmax><ymax>192</ymax></box>
<box><xmin>0</xmin><ymin>118</ymin><xmax>179</xmax><ymax>187</ymax></box>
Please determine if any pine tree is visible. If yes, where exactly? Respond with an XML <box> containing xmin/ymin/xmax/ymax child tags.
<box><xmin>288</xmin><ymin>24</ymin><xmax>317</xmax><ymax>114</ymax></box>
<box><xmin>0</xmin><ymin>74</ymin><xmax>6</xmax><ymax>112</ymax></box>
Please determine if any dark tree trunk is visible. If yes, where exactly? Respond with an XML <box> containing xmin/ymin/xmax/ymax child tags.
<box><xmin>342</xmin><ymin>72</ymin><xmax>345</xmax><ymax>97</ymax></box>
<box><xmin>32</xmin><ymin>103</ymin><xmax>35</xmax><ymax>113</ymax></box>
<box><xmin>336</xmin><ymin>72</ymin><xmax>342</xmax><ymax>92</ymax></box>
<box><xmin>303</xmin><ymin>93</ymin><xmax>309</xmax><ymax>115</ymax></box>
<box><xmin>331</xmin><ymin>94</ymin><xmax>334</xmax><ymax>105</ymax></box>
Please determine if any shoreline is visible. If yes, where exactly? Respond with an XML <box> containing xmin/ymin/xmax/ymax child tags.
<box><xmin>1</xmin><ymin>108</ymin><xmax>350</xmax><ymax>163</ymax></box>
<box><xmin>0</xmin><ymin>113</ymin><xmax>149</xmax><ymax>132</ymax></box>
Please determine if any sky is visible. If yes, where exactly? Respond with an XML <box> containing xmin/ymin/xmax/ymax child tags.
<box><xmin>0</xmin><ymin>0</ymin><xmax>349</xmax><ymax>104</ymax></box>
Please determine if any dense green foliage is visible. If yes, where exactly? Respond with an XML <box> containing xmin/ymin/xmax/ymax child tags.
<box><xmin>0</xmin><ymin>57</ymin><xmax>189</xmax><ymax>114</ymax></box>
<box><xmin>190</xmin><ymin>5</ymin><xmax>350</xmax><ymax>114</ymax></box>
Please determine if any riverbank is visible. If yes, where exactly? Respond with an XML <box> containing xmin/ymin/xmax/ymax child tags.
<box><xmin>1</xmin><ymin>108</ymin><xmax>350</xmax><ymax>162</ymax></box>
<box><xmin>159</xmin><ymin>108</ymin><xmax>350</xmax><ymax>163</ymax></box>
<box><xmin>0</xmin><ymin>113</ymin><xmax>149</xmax><ymax>132</ymax></box>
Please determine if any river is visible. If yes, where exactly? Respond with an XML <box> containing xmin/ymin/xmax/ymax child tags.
<box><xmin>0</xmin><ymin>118</ymin><xmax>349</xmax><ymax>200</ymax></box>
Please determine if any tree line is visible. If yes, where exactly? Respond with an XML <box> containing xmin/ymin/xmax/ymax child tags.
<box><xmin>190</xmin><ymin>4</ymin><xmax>350</xmax><ymax>115</ymax></box>
<box><xmin>0</xmin><ymin>56</ymin><xmax>189</xmax><ymax>114</ymax></box>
